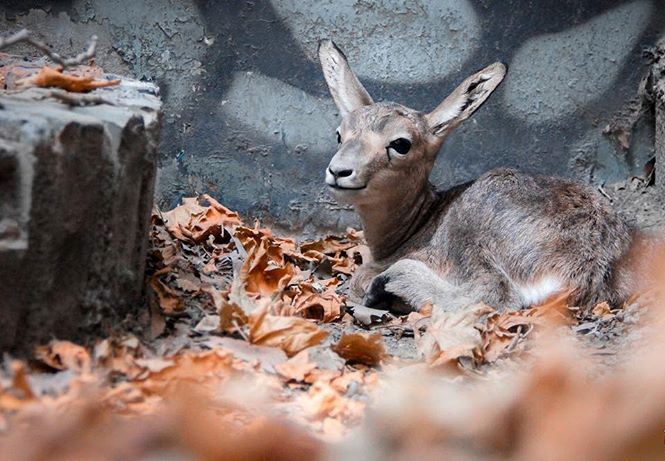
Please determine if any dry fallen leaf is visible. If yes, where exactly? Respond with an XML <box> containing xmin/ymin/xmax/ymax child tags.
<box><xmin>240</xmin><ymin>233</ymin><xmax>296</xmax><ymax>296</ymax></box>
<box><xmin>332</xmin><ymin>333</ymin><xmax>387</xmax><ymax>366</ymax></box>
<box><xmin>275</xmin><ymin>350</ymin><xmax>317</xmax><ymax>382</ymax></box>
<box><xmin>0</xmin><ymin>361</ymin><xmax>36</xmax><ymax>412</ymax></box>
<box><xmin>150</xmin><ymin>273</ymin><xmax>185</xmax><ymax>315</ymax></box>
<box><xmin>138</xmin><ymin>350</ymin><xmax>234</xmax><ymax>396</ymax></box>
<box><xmin>34</xmin><ymin>340</ymin><xmax>92</xmax><ymax>374</ymax></box>
<box><xmin>481</xmin><ymin>297</ymin><xmax>572</xmax><ymax>364</ymax></box>
<box><xmin>299</xmin><ymin>234</ymin><xmax>359</xmax><ymax>255</ymax></box>
<box><xmin>235</xmin><ymin>224</ymin><xmax>296</xmax><ymax>257</ymax></box>
<box><xmin>161</xmin><ymin>195</ymin><xmax>241</xmax><ymax>244</ymax></box>
<box><xmin>218</xmin><ymin>300</ymin><xmax>250</xmax><ymax>335</ymax></box>
<box><xmin>20</xmin><ymin>66</ymin><xmax>120</xmax><ymax>92</ymax></box>
<box><xmin>591</xmin><ymin>301</ymin><xmax>614</xmax><ymax>319</ymax></box>
<box><xmin>281</xmin><ymin>279</ymin><xmax>343</xmax><ymax>322</ymax></box>
<box><xmin>298</xmin><ymin>381</ymin><xmax>365</xmax><ymax>428</ymax></box>
<box><xmin>418</xmin><ymin>303</ymin><xmax>494</xmax><ymax>371</ymax></box>
<box><xmin>248</xmin><ymin>304</ymin><xmax>328</xmax><ymax>357</ymax></box>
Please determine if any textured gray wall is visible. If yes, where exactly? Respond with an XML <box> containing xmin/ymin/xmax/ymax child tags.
<box><xmin>2</xmin><ymin>1</ymin><xmax>664</xmax><ymax>233</ymax></box>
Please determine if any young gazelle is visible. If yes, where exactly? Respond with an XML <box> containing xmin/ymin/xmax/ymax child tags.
<box><xmin>318</xmin><ymin>39</ymin><xmax>642</xmax><ymax>313</ymax></box>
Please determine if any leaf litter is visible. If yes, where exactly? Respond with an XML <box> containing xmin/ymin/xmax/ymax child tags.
<box><xmin>1</xmin><ymin>194</ymin><xmax>663</xmax><ymax>459</ymax></box>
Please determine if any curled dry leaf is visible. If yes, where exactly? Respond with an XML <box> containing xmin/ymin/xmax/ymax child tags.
<box><xmin>0</xmin><ymin>362</ymin><xmax>36</xmax><ymax>412</ymax></box>
<box><xmin>591</xmin><ymin>301</ymin><xmax>614</xmax><ymax>319</ymax></box>
<box><xmin>479</xmin><ymin>302</ymin><xmax>571</xmax><ymax>363</ymax></box>
<box><xmin>299</xmin><ymin>234</ymin><xmax>359</xmax><ymax>255</ymax></box>
<box><xmin>235</xmin><ymin>224</ymin><xmax>296</xmax><ymax>257</ymax></box>
<box><xmin>219</xmin><ymin>300</ymin><xmax>250</xmax><ymax>335</ymax></box>
<box><xmin>332</xmin><ymin>333</ymin><xmax>387</xmax><ymax>366</ymax></box>
<box><xmin>418</xmin><ymin>303</ymin><xmax>494</xmax><ymax>371</ymax></box>
<box><xmin>34</xmin><ymin>340</ymin><xmax>92</xmax><ymax>374</ymax></box>
<box><xmin>248</xmin><ymin>305</ymin><xmax>328</xmax><ymax>357</ymax></box>
<box><xmin>298</xmin><ymin>231</ymin><xmax>366</xmax><ymax>275</ymax></box>
<box><xmin>240</xmin><ymin>232</ymin><xmax>295</xmax><ymax>296</ymax></box>
<box><xmin>20</xmin><ymin>66</ymin><xmax>120</xmax><ymax>92</ymax></box>
<box><xmin>275</xmin><ymin>350</ymin><xmax>317</xmax><ymax>382</ymax></box>
<box><xmin>150</xmin><ymin>273</ymin><xmax>184</xmax><ymax>315</ymax></box>
<box><xmin>201</xmin><ymin>336</ymin><xmax>288</xmax><ymax>373</ymax></box>
<box><xmin>281</xmin><ymin>278</ymin><xmax>343</xmax><ymax>322</ymax></box>
<box><xmin>298</xmin><ymin>381</ymin><xmax>365</xmax><ymax>427</ymax></box>
<box><xmin>162</xmin><ymin>195</ymin><xmax>241</xmax><ymax>244</ymax></box>
<box><xmin>138</xmin><ymin>350</ymin><xmax>234</xmax><ymax>396</ymax></box>
<box><xmin>481</xmin><ymin>296</ymin><xmax>573</xmax><ymax>363</ymax></box>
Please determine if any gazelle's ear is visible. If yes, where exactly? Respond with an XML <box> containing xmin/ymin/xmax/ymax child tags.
<box><xmin>318</xmin><ymin>39</ymin><xmax>373</xmax><ymax>117</ymax></box>
<box><xmin>425</xmin><ymin>62</ymin><xmax>506</xmax><ymax>137</ymax></box>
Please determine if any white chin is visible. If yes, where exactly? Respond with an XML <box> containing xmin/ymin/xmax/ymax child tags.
<box><xmin>328</xmin><ymin>185</ymin><xmax>363</xmax><ymax>201</ymax></box>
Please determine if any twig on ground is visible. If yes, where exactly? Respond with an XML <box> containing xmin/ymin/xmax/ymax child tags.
<box><xmin>598</xmin><ymin>185</ymin><xmax>612</xmax><ymax>201</ymax></box>
<box><xmin>0</xmin><ymin>29</ymin><xmax>98</xmax><ymax>69</ymax></box>
<box><xmin>233</xmin><ymin>320</ymin><xmax>250</xmax><ymax>342</ymax></box>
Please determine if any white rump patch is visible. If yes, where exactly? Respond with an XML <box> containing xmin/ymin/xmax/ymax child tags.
<box><xmin>518</xmin><ymin>276</ymin><xmax>563</xmax><ymax>306</ymax></box>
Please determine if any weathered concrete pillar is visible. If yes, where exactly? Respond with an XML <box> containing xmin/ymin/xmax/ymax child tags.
<box><xmin>654</xmin><ymin>40</ymin><xmax>665</xmax><ymax>192</ymax></box>
<box><xmin>0</xmin><ymin>78</ymin><xmax>161</xmax><ymax>353</ymax></box>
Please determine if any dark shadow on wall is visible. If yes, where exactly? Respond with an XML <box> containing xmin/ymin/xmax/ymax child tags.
<box><xmin>2</xmin><ymin>0</ymin><xmax>74</xmax><ymax>19</ymax></box>
<box><xmin>178</xmin><ymin>0</ymin><xmax>664</xmax><ymax>215</ymax></box>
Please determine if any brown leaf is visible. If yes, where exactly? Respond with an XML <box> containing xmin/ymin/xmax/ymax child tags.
<box><xmin>275</xmin><ymin>350</ymin><xmax>317</xmax><ymax>382</ymax></box>
<box><xmin>161</xmin><ymin>195</ymin><xmax>241</xmax><ymax>244</ymax></box>
<box><xmin>138</xmin><ymin>350</ymin><xmax>234</xmax><ymax>396</ymax></box>
<box><xmin>1</xmin><ymin>361</ymin><xmax>36</xmax><ymax>408</ymax></box>
<box><xmin>200</xmin><ymin>336</ymin><xmax>288</xmax><ymax>373</ymax></box>
<box><xmin>298</xmin><ymin>231</ymin><xmax>365</xmax><ymax>275</ymax></box>
<box><xmin>133</xmin><ymin>357</ymin><xmax>176</xmax><ymax>374</ymax></box>
<box><xmin>188</xmin><ymin>194</ymin><xmax>241</xmax><ymax>243</ymax></box>
<box><xmin>280</xmin><ymin>279</ymin><xmax>343</xmax><ymax>322</ymax></box>
<box><xmin>235</xmin><ymin>224</ymin><xmax>296</xmax><ymax>256</ymax></box>
<box><xmin>299</xmin><ymin>234</ymin><xmax>358</xmax><ymax>255</ymax></box>
<box><xmin>332</xmin><ymin>333</ymin><xmax>387</xmax><ymax>366</ymax></box>
<box><xmin>150</xmin><ymin>273</ymin><xmax>184</xmax><ymax>315</ymax></box>
<box><xmin>418</xmin><ymin>304</ymin><xmax>494</xmax><ymax>371</ymax></box>
<box><xmin>298</xmin><ymin>381</ymin><xmax>365</xmax><ymax>425</ymax></box>
<box><xmin>481</xmin><ymin>294</ymin><xmax>573</xmax><ymax>363</ymax></box>
<box><xmin>591</xmin><ymin>301</ymin><xmax>613</xmax><ymax>319</ymax></box>
<box><xmin>35</xmin><ymin>340</ymin><xmax>92</xmax><ymax>374</ymax></box>
<box><xmin>219</xmin><ymin>301</ymin><xmax>249</xmax><ymax>335</ymax></box>
<box><xmin>240</xmin><ymin>230</ymin><xmax>296</xmax><ymax>297</ymax></box>
<box><xmin>21</xmin><ymin>66</ymin><xmax>120</xmax><ymax>92</ymax></box>
<box><xmin>248</xmin><ymin>305</ymin><xmax>328</xmax><ymax>357</ymax></box>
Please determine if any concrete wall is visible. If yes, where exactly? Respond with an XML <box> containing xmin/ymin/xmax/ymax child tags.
<box><xmin>2</xmin><ymin>1</ymin><xmax>664</xmax><ymax>234</ymax></box>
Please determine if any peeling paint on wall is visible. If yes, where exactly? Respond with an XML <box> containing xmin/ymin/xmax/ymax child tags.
<box><xmin>271</xmin><ymin>0</ymin><xmax>481</xmax><ymax>84</ymax></box>
<box><xmin>503</xmin><ymin>0</ymin><xmax>652</xmax><ymax>123</ymax></box>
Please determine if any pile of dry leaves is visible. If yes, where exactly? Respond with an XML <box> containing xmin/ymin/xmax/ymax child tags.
<box><xmin>0</xmin><ymin>194</ymin><xmax>663</xmax><ymax>460</ymax></box>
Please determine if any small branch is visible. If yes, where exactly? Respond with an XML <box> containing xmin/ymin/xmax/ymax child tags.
<box><xmin>597</xmin><ymin>184</ymin><xmax>612</xmax><ymax>202</ymax></box>
<box><xmin>0</xmin><ymin>29</ymin><xmax>97</xmax><ymax>69</ymax></box>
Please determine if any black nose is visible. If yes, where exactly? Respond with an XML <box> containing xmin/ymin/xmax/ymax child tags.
<box><xmin>329</xmin><ymin>167</ymin><xmax>354</xmax><ymax>178</ymax></box>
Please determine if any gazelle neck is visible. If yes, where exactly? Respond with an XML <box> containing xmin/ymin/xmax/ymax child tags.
<box><xmin>355</xmin><ymin>182</ymin><xmax>438</xmax><ymax>261</ymax></box>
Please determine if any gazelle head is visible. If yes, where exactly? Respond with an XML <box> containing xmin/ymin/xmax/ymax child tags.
<box><xmin>318</xmin><ymin>40</ymin><xmax>505</xmax><ymax>205</ymax></box>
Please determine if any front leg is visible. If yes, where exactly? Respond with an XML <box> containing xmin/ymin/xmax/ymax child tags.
<box><xmin>363</xmin><ymin>259</ymin><xmax>474</xmax><ymax>313</ymax></box>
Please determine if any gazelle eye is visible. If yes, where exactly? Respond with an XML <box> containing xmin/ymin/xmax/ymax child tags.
<box><xmin>336</xmin><ymin>131</ymin><xmax>342</xmax><ymax>144</ymax></box>
<box><xmin>388</xmin><ymin>138</ymin><xmax>411</xmax><ymax>155</ymax></box>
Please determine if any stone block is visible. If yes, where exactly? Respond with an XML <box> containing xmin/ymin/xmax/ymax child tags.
<box><xmin>0</xmin><ymin>78</ymin><xmax>161</xmax><ymax>353</ymax></box>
